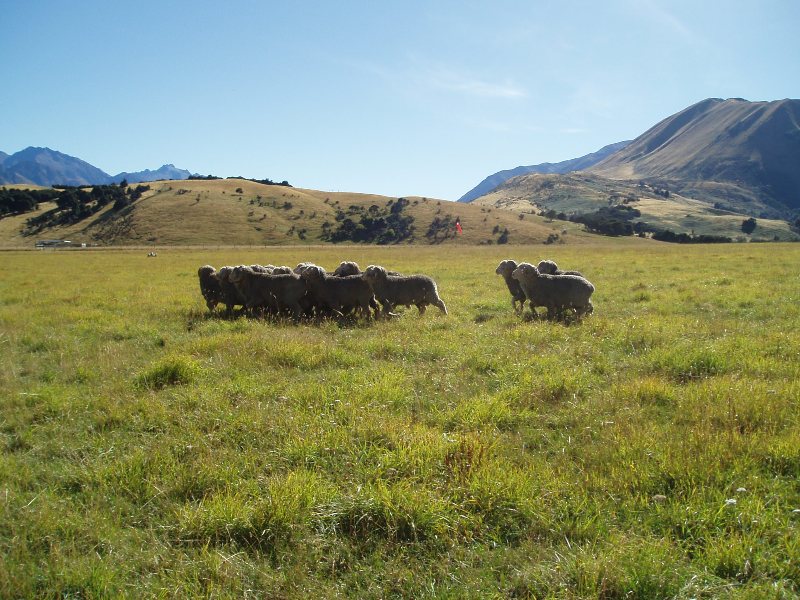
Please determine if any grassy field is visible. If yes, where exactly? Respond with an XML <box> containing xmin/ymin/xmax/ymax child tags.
<box><xmin>1</xmin><ymin>242</ymin><xmax>799</xmax><ymax>598</ymax></box>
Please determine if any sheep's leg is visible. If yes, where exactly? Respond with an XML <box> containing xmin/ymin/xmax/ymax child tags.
<box><xmin>416</xmin><ymin>303</ymin><xmax>427</xmax><ymax>316</ymax></box>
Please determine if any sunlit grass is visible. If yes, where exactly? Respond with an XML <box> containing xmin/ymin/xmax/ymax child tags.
<box><xmin>1</xmin><ymin>243</ymin><xmax>798</xmax><ymax>597</ymax></box>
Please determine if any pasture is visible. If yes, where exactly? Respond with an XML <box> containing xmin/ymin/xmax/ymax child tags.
<box><xmin>1</xmin><ymin>243</ymin><xmax>799</xmax><ymax>598</ymax></box>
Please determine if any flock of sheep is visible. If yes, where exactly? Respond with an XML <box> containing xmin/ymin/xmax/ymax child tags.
<box><xmin>197</xmin><ymin>257</ymin><xmax>595</xmax><ymax>323</ymax></box>
<box><xmin>496</xmin><ymin>259</ymin><xmax>595</xmax><ymax>321</ymax></box>
<box><xmin>198</xmin><ymin>261</ymin><xmax>447</xmax><ymax>320</ymax></box>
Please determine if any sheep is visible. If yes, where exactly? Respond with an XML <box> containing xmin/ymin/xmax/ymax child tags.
<box><xmin>332</xmin><ymin>261</ymin><xmax>361</xmax><ymax>277</ymax></box>
<box><xmin>536</xmin><ymin>259</ymin><xmax>583</xmax><ymax>277</ymax></box>
<box><xmin>511</xmin><ymin>262</ymin><xmax>594</xmax><ymax>320</ymax></box>
<box><xmin>228</xmin><ymin>266</ymin><xmax>308</xmax><ymax>319</ymax></box>
<box><xmin>362</xmin><ymin>265</ymin><xmax>447</xmax><ymax>317</ymax></box>
<box><xmin>299</xmin><ymin>265</ymin><xmax>377</xmax><ymax>319</ymax></box>
<box><xmin>216</xmin><ymin>266</ymin><xmax>248</xmax><ymax>314</ymax></box>
<box><xmin>271</xmin><ymin>266</ymin><xmax>293</xmax><ymax>275</ymax></box>
<box><xmin>198</xmin><ymin>265</ymin><xmax>223</xmax><ymax>312</ymax></box>
<box><xmin>294</xmin><ymin>262</ymin><xmax>323</xmax><ymax>275</ymax></box>
<box><xmin>495</xmin><ymin>259</ymin><xmax>527</xmax><ymax>313</ymax></box>
<box><xmin>250</xmin><ymin>264</ymin><xmax>276</xmax><ymax>274</ymax></box>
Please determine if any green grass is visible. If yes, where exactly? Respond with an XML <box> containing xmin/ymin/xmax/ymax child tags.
<box><xmin>1</xmin><ymin>243</ymin><xmax>799</xmax><ymax>598</ymax></box>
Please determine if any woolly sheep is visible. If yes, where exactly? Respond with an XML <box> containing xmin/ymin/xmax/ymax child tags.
<box><xmin>495</xmin><ymin>259</ymin><xmax>527</xmax><ymax>313</ymax></box>
<box><xmin>332</xmin><ymin>261</ymin><xmax>361</xmax><ymax>277</ymax></box>
<box><xmin>294</xmin><ymin>262</ymin><xmax>323</xmax><ymax>275</ymax></box>
<box><xmin>198</xmin><ymin>265</ymin><xmax>223</xmax><ymax>312</ymax></box>
<box><xmin>536</xmin><ymin>259</ymin><xmax>583</xmax><ymax>277</ymax></box>
<box><xmin>216</xmin><ymin>266</ymin><xmax>248</xmax><ymax>314</ymax></box>
<box><xmin>362</xmin><ymin>265</ymin><xmax>447</xmax><ymax>317</ymax></box>
<box><xmin>511</xmin><ymin>262</ymin><xmax>594</xmax><ymax>320</ymax></box>
<box><xmin>300</xmin><ymin>265</ymin><xmax>377</xmax><ymax>319</ymax></box>
<box><xmin>228</xmin><ymin>266</ymin><xmax>307</xmax><ymax>318</ymax></box>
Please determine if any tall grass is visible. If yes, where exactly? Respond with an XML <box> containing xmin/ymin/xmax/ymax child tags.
<box><xmin>1</xmin><ymin>243</ymin><xmax>798</xmax><ymax>597</ymax></box>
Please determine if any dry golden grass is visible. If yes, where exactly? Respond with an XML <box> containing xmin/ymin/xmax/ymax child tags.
<box><xmin>0</xmin><ymin>179</ymin><xmax>594</xmax><ymax>247</ymax></box>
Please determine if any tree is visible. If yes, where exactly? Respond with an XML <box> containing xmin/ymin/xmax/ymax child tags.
<box><xmin>741</xmin><ymin>217</ymin><xmax>757</xmax><ymax>235</ymax></box>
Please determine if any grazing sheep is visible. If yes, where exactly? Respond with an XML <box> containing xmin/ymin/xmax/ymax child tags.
<box><xmin>495</xmin><ymin>259</ymin><xmax>527</xmax><ymax>313</ymax></box>
<box><xmin>332</xmin><ymin>261</ymin><xmax>361</xmax><ymax>277</ymax></box>
<box><xmin>228</xmin><ymin>266</ymin><xmax>308</xmax><ymax>318</ymax></box>
<box><xmin>512</xmin><ymin>262</ymin><xmax>594</xmax><ymax>320</ymax></box>
<box><xmin>250</xmin><ymin>264</ymin><xmax>276</xmax><ymax>274</ymax></box>
<box><xmin>198</xmin><ymin>265</ymin><xmax>223</xmax><ymax>312</ymax></box>
<box><xmin>362</xmin><ymin>265</ymin><xmax>447</xmax><ymax>317</ymax></box>
<box><xmin>294</xmin><ymin>262</ymin><xmax>323</xmax><ymax>275</ymax></box>
<box><xmin>299</xmin><ymin>265</ymin><xmax>376</xmax><ymax>319</ymax></box>
<box><xmin>216</xmin><ymin>266</ymin><xmax>248</xmax><ymax>314</ymax></box>
<box><xmin>536</xmin><ymin>259</ymin><xmax>583</xmax><ymax>277</ymax></box>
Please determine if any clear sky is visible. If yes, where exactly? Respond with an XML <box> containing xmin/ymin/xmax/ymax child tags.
<box><xmin>1</xmin><ymin>0</ymin><xmax>798</xmax><ymax>200</ymax></box>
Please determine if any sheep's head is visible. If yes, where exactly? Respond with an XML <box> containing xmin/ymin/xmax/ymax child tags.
<box><xmin>294</xmin><ymin>262</ymin><xmax>319</xmax><ymax>274</ymax></box>
<box><xmin>363</xmin><ymin>265</ymin><xmax>387</xmax><ymax>282</ymax></box>
<box><xmin>299</xmin><ymin>265</ymin><xmax>325</xmax><ymax>280</ymax></box>
<box><xmin>228</xmin><ymin>265</ymin><xmax>253</xmax><ymax>283</ymax></box>
<box><xmin>495</xmin><ymin>259</ymin><xmax>517</xmax><ymax>277</ymax></box>
<box><xmin>511</xmin><ymin>262</ymin><xmax>539</xmax><ymax>281</ymax></box>
<box><xmin>216</xmin><ymin>266</ymin><xmax>234</xmax><ymax>283</ymax></box>
<box><xmin>333</xmin><ymin>261</ymin><xmax>361</xmax><ymax>277</ymax></box>
<box><xmin>250</xmin><ymin>264</ymin><xmax>274</xmax><ymax>273</ymax></box>
<box><xmin>536</xmin><ymin>259</ymin><xmax>559</xmax><ymax>275</ymax></box>
<box><xmin>198</xmin><ymin>265</ymin><xmax>216</xmax><ymax>278</ymax></box>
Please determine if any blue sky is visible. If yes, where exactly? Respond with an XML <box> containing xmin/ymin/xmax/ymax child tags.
<box><xmin>2</xmin><ymin>0</ymin><xmax>798</xmax><ymax>200</ymax></box>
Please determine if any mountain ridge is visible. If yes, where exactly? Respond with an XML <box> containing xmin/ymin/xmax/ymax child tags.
<box><xmin>458</xmin><ymin>140</ymin><xmax>631</xmax><ymax>203</ymax></box>
<box><xmin>588</xmin><ymin>98</ymin><xmax>800</xmax><ymax>217</ymax></box>
<box><xmin>0</xmin><ymin>147</ymin><xmax>192</xmax><ymax>187</ymax></box>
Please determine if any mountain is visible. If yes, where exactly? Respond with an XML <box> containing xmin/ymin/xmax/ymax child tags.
<box><xmin>458</xmin><ymin>140</ymin><xmax>631</xmax><ymax>203</ymax></box>
<box><xmin>589</xmin><ymin>98</ymin><xmax>800</xmax><ymax>218</ymax></box>
<box><xmin>111</xmin><ymin>164</ymin><xmax>191</xmax><ymax>184</ymax></box>
<box><xmin>0</xmin><ymin>147</ymin><xmax>192</xmax><ymax>187</ymax></box>
<box><xmin>0</xmin><ymin>147</ymin><xmax>113</xmax><ymax>186</ymax></box>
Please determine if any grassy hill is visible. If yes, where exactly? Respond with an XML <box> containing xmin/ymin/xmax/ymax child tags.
<box><xmin>473</xmin><ymin>172</ymin><xmax>800</xmax><ymax>241</ymax></box>
<box><xmin>0</xmin><ymin>179</ymin><xmax>596</xmax><ymax>248</ymax></box>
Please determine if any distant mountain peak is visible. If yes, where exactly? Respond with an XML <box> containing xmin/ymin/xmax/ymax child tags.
<box><xmin>458</xmin><ymin>140</ymin><xmax>631</xmax><ymax>203</ymax></box>
<box><xmin>0</xmin><ymin>147</ymin><xmax>193</xmax><ymax>186</ymax></box>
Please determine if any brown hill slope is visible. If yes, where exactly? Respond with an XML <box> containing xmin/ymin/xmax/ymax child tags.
<box><xmin>0</xmin><ymin>179</ymin><xmax>597</xmax><ymax>247</ymax></box>
<box><xmin>589</xmin><ymin>98</ymin><xmax>800</xmax><ymax>218</ymax></box>
<box><xmin>472</xmin><ymin>171</ymin><xmax>799</xmax><ymax>241</ymax></box>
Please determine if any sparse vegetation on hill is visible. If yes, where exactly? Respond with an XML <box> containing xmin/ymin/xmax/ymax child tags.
<box><xmin>0</xmin><ymin>187</ymin><xmax>58</xmax><ymax>217</ymax></box>
<box><xmin>325</xmin><ymin>197</ymin><xmax>415</xmax><ymax>244</ymax></box>
<box><xmin>0</xmin><ymin>180</ymin><xmax>581</xmax><ymax>247</ymax></box>
<box><xmin>22</xmin><ymin>183</ymin><xmax>150</xmax><ymax>235</ymax></box>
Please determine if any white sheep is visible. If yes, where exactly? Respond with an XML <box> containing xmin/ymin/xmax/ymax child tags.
<box><xmin>512</xmin><ymin>262</ymin><xmax>594</xmax><ymax>320</ymax></box>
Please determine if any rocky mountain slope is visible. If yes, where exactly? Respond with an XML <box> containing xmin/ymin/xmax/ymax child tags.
<box><xmin>588</xmin><ymin>98</ymin><xmax>800</xmax><ymax>218</ymax></box>
<box><xmin>458</xmin><ymin>141</ymin><xmax>630</xmax><ymax>203</ymax></box>
<box><xmin>0</xmin><ymin>147</ymin><xmax>191</xmax><ymax>186</ymax></box>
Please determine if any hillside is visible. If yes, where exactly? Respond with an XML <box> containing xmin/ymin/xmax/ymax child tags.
<box><xmin>589</xmin><ymin>98</ymin><xmax>800</xmax><ymax>218</ymax></box>
<box><xmin>472</xmin><ymin>172</ymin><xmax>800</xmax><ymax>241</ymax></box>
<box><xmin>458</xmin><ymin>141</ymin><xmax>631</xmax><ymax>203</ymax></box>
<box><xmin>0</xmin><ymin>179</ymin><xmax>596</xmax><ymax>247</ymax></box>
